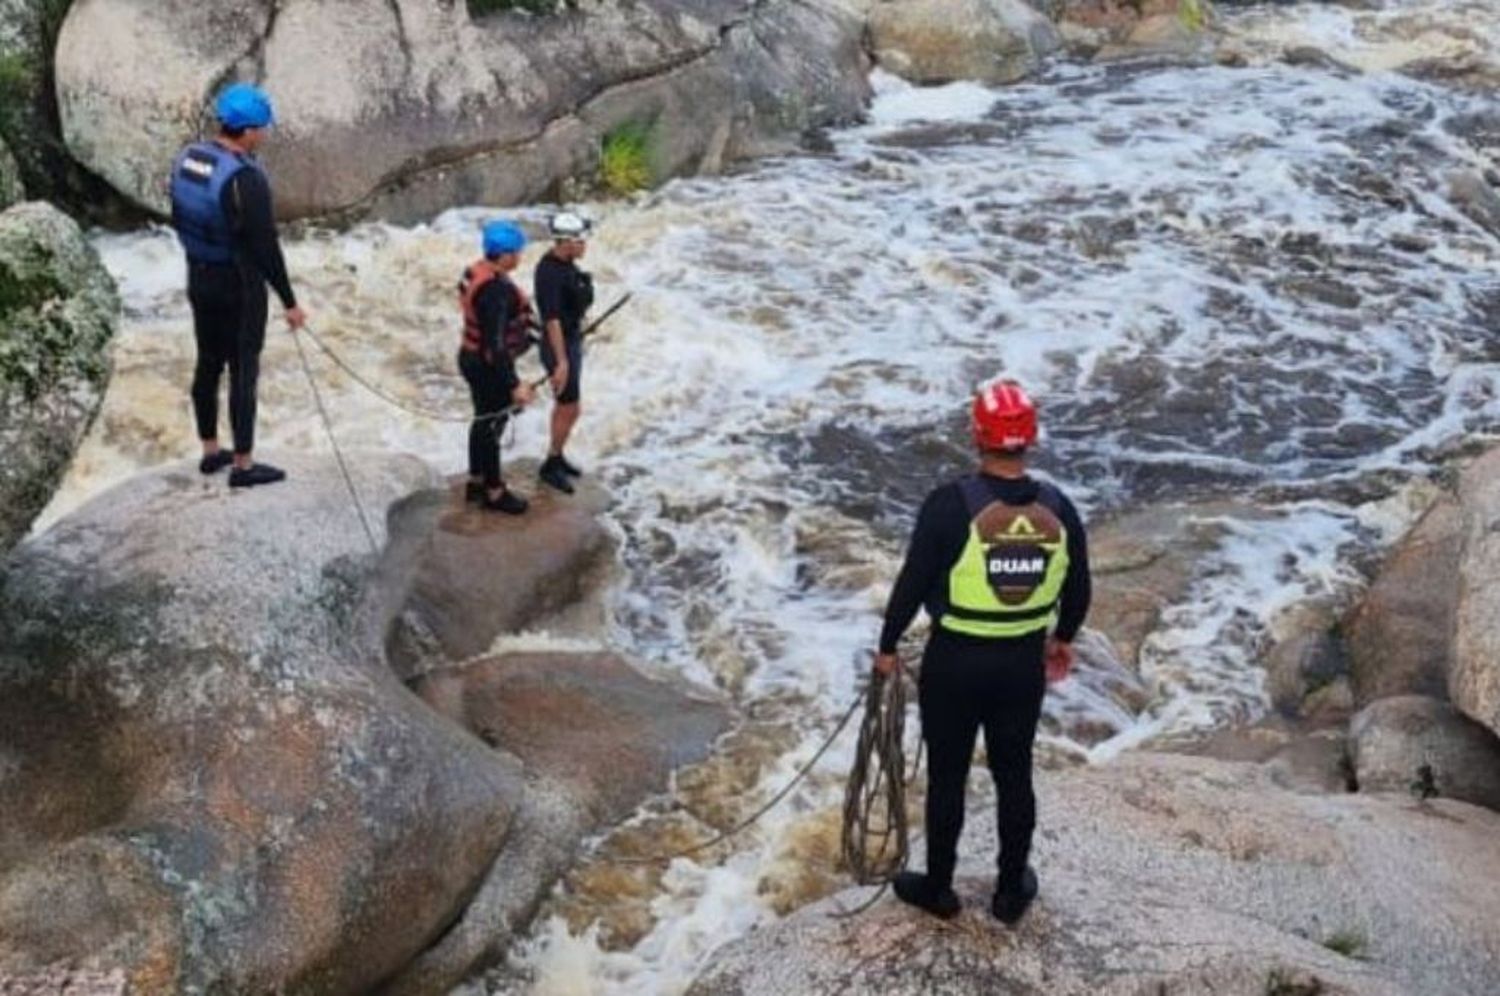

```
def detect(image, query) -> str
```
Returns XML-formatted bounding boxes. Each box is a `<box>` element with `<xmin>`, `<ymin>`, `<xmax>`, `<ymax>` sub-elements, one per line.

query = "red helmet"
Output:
<box><xmin>972</xmin><ymin>379</ymin><xmax>1037</xmax><ymax>452</ymax></box>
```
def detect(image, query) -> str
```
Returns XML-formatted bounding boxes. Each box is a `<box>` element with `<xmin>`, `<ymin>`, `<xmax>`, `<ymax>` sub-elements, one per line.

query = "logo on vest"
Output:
<box><xmin>985</xmin><ymin>542</ymin><xmax>1048</xmax><ymax>600</ymax></box>
<box><xmin>182</xmin><ymin>157</ymin><xmax>216</xmax><ymax>179</ymax></box>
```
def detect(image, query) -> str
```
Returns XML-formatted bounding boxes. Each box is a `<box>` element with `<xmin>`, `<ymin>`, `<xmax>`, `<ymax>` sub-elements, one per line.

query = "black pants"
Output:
<box><xmin>919</xmin><ymin>628</ymin><xmax>1047</xmax><ymax>893</ymax></box>
<box><xmin>188</xmin><ymin>261</ymin><xmax>267</xmax><ymax>455</ymax></box>
<box><xmin>459</xmin><ymin>350</ymin><xmax>510</xmax><ymax>488</ymax></box>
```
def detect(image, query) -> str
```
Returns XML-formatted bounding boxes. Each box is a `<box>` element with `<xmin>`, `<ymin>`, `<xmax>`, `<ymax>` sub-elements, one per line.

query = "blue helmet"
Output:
<box><xmin>482</xmin><ymin>220</ymin><xmax>527</xmax><ymax>257</ymax></box>
<box><xmin>215</xmin><ymin>83</ymin><xmax>274</xmax><ymax>130</ymax></box>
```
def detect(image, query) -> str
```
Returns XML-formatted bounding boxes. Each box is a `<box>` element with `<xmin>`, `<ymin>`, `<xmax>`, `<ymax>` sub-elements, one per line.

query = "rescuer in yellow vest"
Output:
<box><xmin>875</xmin><ymin>379</ymin><xmax>1091</xmax><ymax>923</ymax></box>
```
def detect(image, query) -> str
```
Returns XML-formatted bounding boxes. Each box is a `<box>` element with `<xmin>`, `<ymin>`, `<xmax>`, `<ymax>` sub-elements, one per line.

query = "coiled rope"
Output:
<box><xmin>841</xmin><ymin>668</ymin><xmax>912</xmax><ymax>885</ymax></box>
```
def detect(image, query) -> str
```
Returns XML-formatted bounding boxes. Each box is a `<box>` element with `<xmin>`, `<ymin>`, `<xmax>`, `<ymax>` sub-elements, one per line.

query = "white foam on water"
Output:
<box><xmin>1224</xmin><ymin>0</ymin><xmax>1500</xmax><ymax>76</ymax></box>
<box><xmin>43</xmin><ymin>1</ymin><xmax>1500</xmax><ymax>990</ymax></box>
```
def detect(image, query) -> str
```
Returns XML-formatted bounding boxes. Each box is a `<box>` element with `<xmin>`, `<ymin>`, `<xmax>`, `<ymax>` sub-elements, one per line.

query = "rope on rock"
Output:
<box><xmin>293</xmin><ymin>331</ymin><xmax>380</xmax><ymax>557</ymax></box>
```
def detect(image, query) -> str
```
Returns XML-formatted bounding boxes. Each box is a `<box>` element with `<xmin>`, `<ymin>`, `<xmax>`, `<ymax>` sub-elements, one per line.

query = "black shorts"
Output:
<box><xmin>541</xmin><ymin>335</ymin><xmax>582</xmax><ymax>404</ymax></box>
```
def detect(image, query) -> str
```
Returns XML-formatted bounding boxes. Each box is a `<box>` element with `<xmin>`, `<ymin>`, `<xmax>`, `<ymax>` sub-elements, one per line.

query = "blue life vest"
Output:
<box><xmin>169</xmin><ymin>141</ymin><xmax>261</xmax><ymax>264</ymax></box>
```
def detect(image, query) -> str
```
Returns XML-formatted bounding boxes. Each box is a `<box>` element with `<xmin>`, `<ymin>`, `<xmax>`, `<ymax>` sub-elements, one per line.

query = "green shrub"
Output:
<box><xmin>1178</xmin><ymin>0</ymin><xmax>1209</xmax><ymax>32</ymax></box>
<box><xmin>599</xmin><ymin>121</ymin><xmax>653</xmax><ymax>196</ymax></box>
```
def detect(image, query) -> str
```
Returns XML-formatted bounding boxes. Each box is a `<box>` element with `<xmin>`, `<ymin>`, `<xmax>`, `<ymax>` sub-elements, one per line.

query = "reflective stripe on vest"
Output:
<box><xmin>459</xmin><ymin>261</ymin><xmax>533</xmax><ymax>359</ymax></box>
<box><xmin>938</xmin><ymin>476</ymin><xmax>1070</xmax><ymax>640</ymax></box>
<box><xmin>170</xmin><ymin>142</ymin><xmax>256</xmax><ymax>264</ymax></box>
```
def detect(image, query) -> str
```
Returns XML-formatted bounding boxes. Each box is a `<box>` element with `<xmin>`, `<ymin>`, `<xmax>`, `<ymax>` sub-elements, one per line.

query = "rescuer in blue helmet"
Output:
<box><xmin>168</xmin><ymin>81</ymin><xmax>307</xmax><ymax>488</ymax></box>
<box><xmin>457</xmin><ymin>220</ymin><xmax>537</xmax><ymax>514</ymax></box>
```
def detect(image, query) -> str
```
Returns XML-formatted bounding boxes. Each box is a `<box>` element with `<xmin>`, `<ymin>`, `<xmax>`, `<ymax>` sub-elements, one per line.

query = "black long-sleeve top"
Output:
<box><xmin>878</xmin><ymin>472</ymin><xmax>1091</xmax><ymax>654</ymax></box>
<box><xmin>222</xmin><ymin>167</ymin><xmax>297</xmax><ymax>309</ymax></box>
<box><xmin>470</xmin><ymin>277</ymin><xmax>520</xmax><ymax>390</ymax></box>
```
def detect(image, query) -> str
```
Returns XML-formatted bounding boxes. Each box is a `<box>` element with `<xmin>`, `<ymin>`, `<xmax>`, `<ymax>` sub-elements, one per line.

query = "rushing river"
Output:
<box><xmin>40</xmin><ymin>0</ymin><xmax>1500</xmax><ymax>992</ymax></box>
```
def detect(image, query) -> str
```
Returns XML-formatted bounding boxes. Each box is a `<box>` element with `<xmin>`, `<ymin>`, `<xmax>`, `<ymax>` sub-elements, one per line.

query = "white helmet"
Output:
<box><xmin>549</xmin><ymin>211</ymin><xmax>592</xmax><ymax>240</ymax></box>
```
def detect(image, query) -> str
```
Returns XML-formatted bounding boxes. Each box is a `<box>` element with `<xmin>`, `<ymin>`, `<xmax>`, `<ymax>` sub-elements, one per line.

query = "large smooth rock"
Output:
<box><xmin>1344</xmin><ymin>494</ymin><xmax>1461</xmax><ymax>707</ymax></box>
<box><xmin>0</xmin><ymin>201</ymin><xmax>117</xmax><ymax>554</ymax></box>
<box><xmin>392</xmin><ymin>476</ymin><xmax>613</xmax><ymax>672</ymax></box>
<box><xmin>1350</xmin><ymin>695</ymin><xmax>1500</xmax><ymax>812</ymax></box>
<box><xmin>54</xmin><ymin>0</ymin><xmax>870</xmax><ymax>222</ymax></box>
<box><xmin>866</xmin><ymin>0</ymin><xmax>1061</xmax><ymax>85</ymax></box>
<box><xmin>1455</xmin><ymin>448</ymin><xmax>1500</xmax><ymax>737</ymax></box>
<box><xmin>0</xmin><ymin>454</ymin><xmax>522</xmax><ymax>994</ymax></box>
<box><xmin>393</xmin><ymin>651</ymin><xmax>728</xmax><ymax>995</ymax></box>
<box><xmin>689</xmin><ymin>753</ymin><xmax>1500</xmax><ymax>995</ymax></box>
<box><xmin>1057</xmin><ymin>0</ymin><xmax>1213</xmax><ymax>58</ymax></box>
<box><xmin>0</xmin><ymin>1</ymin><xmax>130</xmax><ymax>218</ymax></box>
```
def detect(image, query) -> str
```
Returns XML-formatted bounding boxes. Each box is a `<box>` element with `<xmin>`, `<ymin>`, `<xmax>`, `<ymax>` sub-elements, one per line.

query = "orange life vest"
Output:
<box><xmin>459</xmin><ymin>260</ymin><xmax>534</xmax><ymax>360</ymax></box>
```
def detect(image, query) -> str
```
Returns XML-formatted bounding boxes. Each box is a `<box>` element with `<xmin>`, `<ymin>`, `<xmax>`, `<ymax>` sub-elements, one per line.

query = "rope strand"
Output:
<box><xmin>293</xmin><ymin>331</ymin><xmax>380</xmax><ymax>556</ymax></box>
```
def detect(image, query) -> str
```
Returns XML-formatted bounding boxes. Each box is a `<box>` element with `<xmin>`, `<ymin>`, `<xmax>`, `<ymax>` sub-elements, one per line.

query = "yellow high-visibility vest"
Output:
<box><xmin>939</xmin><ymin>477</ymin><xmax>1070</xmax><ymax>640</ymax></box>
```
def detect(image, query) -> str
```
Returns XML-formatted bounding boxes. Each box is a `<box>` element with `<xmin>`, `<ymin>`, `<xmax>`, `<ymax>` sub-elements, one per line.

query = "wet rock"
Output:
<box><xmin>415</xmin><ymin>652</ymin><xmax>727</xmax><ymax>827</ymax></box>
<box><xmin>391</xmin><ymin>473</ymin><xmax>613</xmax><ymax>672</ymax></box>
<box><xmin>689</xmin><ymin>752</ymin><xmax>1500</xmax><ymax>995</ymax></box>
<box><xmin>0</xmin><ymin>454</ymin><xmax>521</xmax><ymax>994</ymax></box>
<box><xmin>1061</xmin><ymin>0</ymin><xmax>1213</xmax><ymax>59</ymax></box>
<box><xmin>1455</xmin><ymin>448</ymin><xmax>1500</xmax><ymax>738</ymax></box>
<box><xmin>0</xmin><ymin>202</ymin><xmax>118</xmax><ymax>555</ymax></box>
<box><xmin>1280</xmin><ymin>45</ymin><xmax>1359</xmax><ymax>75</ymax></box>
<box><xmin>1279</xmin><ymin>276</ymin><xmax>1362</xmax><ymax>310</ymax></box>
<box><xmin>1087</xmin><ymin>502</ymin><xmax>1242</xmax><ymax>669</ymax></box>
<box><xmin>54</xmin><ymin>0</ymin><xmax>870</xmax><ymax>222</ymax></box>
<box><xmin>1350</xmin><ymin>696</ymin><xmax>1500</xmax><ymax>813</ymax></box>
<box><xmin>392</xmin><ymin>652</ymin><xmax>728</xmax><ymax>995</ymax></box>
<box><xmin>866</xmin><ymin>0</ymin><xmax>1061</xmax><ymax>85</ymax></box>
<box><xmin>1449</xmin><ymin>171</ymin><xmax>1500</xmax><ymax>240</ymax></box>
<box><xmin>1390</xmin><ymin>232</ymin><xmax>1433</xmax><ymax>254</ymax></box>
<box><xmin>1264</xmin><ymin>601</ymin><xmax>1347</xmax><ymax>719</ymax></box>
<box><xmin>1344</xmin><ymin>494</ymin><xmax>1460</xmax><ymax>708</ymax></box>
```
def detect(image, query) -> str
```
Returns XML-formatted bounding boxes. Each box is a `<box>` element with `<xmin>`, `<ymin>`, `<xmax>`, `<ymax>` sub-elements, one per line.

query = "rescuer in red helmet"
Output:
<box><xmin>874</xmin><ymin>379</ymin><xmax>1092</xmax><ymax>924</ymax></box>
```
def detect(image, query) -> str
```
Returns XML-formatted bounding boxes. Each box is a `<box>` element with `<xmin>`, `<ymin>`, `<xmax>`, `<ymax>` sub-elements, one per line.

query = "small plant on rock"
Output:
<box><xmin>599</xmin><ymin>121</ymin><xmax>653</xmax><ymax>196</ymax></box>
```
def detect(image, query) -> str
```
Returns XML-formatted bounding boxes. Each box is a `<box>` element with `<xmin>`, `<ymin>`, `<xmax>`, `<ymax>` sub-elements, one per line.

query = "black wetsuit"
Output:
<box><xmin>880</xmin><ymin>472</ymin><xmax>1091</xmax><ymax>892</ymax></box>
<box><xmin>180</xmin><ymin>167</ymin><xmax>296</xmax><ymax>455</ymax></box>
<box><xmin>534</xmin><ymin>252</ymin><xmax>592</xmax><ymax>404</ymax></box>
<box><xmin>458</xmin><ymin>279</ymin><xmax>521</xmax><ymax>488</ymax></box>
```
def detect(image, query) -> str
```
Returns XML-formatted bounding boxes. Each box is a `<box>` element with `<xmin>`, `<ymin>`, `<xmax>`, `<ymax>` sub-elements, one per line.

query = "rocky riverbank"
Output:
<box><xmin>0</xmin><ymin>455</ymin><xmax>727</xmax><ymax>995</ymax></box>
<box><xmin>683</xmin><ymin>443</ymin><xmax>1500</xmax><ymax>995</ymax></box>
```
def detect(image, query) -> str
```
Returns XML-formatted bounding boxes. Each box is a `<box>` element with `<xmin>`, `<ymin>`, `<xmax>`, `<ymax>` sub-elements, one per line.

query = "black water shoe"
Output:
<box><xmin>992</xmin><ymin>866</ymin><xmax>1038</xmax><ymax>925</ymax></box>
<box><xmin>892</xmin><ymin>871</ymin><xmax>961</xmax><ymax>920</ymax></box>
<box><xmin>538</xmin><ymin>456</ymin><xmax>575</xmax><ymax>494</ymax></box>
<box><xmin>229</xmin><ymin>463</ymin><xmax>287</xmax><ymax>489</ymax></box>
<box><xmin>555</xmin><ymin>453</ymin><xmax>583</xmax><ymax>478</ymax></box>
<box><xmin>481</xmin><ymin>489</ymin><xmax>528</xmax><ymax>515</ymax></box>
<box><xmin>199</xmin><ymin>450</ymin><xmax>234</xmax><ymax>475</ymax></box>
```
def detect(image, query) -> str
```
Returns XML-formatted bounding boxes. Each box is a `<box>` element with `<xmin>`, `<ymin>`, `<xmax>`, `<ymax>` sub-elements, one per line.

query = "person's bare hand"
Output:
<box><xmin>873</xmin><ymin>652</ymin><xmax>899</xmax><ymax>678</ymax></box>
<box><xmin>285</xmin><ymin>305</ymin><xmax>308</xmax><ymax>331</ymax></box>
<box><xmin>512</xmin><ymin>383</ymin><xmax>535</xmax><ymax>407</ymax></box>
<box><xmin>1045</xmin><ymin>638</ymin><xmax>1073</xmax><ymax>685</ymax></box>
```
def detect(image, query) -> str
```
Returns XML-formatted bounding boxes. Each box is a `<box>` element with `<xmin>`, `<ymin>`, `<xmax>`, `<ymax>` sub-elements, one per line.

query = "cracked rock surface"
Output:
<box><xmin>53</xmin><ymin>0</ymin><xmax>870</xmax><ymax>221</ymax></box>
